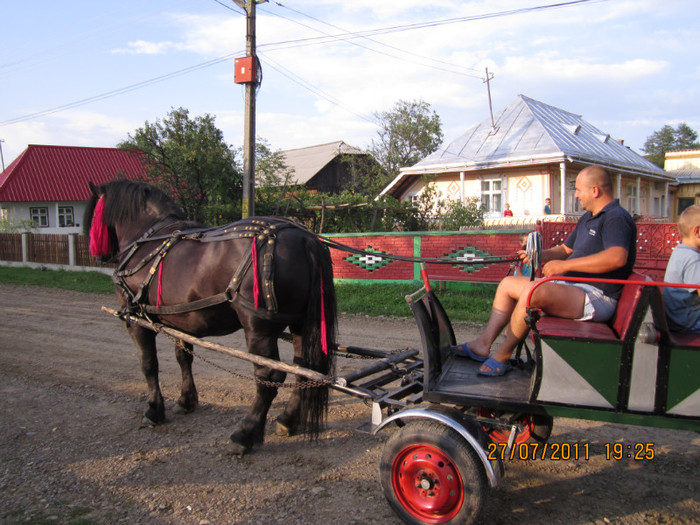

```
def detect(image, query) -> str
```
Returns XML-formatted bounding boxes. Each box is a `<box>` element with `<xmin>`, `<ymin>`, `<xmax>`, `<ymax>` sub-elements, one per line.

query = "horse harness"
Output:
<box><xmin>113</xmin><ymin>217</ymin><xmax>303</xmax><ymax>323</ymax></box>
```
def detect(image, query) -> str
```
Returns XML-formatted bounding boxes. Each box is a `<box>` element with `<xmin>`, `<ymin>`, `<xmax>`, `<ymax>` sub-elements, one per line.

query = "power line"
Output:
<box><xmin>258</xmin><ymin>51</ymin><xmax>376</xmax><ymax>124</ymax></box>
<box><xmin>264</xmin><ymin>1</ymin><xmax>484</xmax><ymax>78</ymax></box>
<box><xmin>2</xmin><ymin>0</ymin><xmax>605</xmax><ymax>126</ymax></box>
<box><xmin>0</xmin><ymin>52</ymin><xmax>242</xmax><ymax>126</ymax></box>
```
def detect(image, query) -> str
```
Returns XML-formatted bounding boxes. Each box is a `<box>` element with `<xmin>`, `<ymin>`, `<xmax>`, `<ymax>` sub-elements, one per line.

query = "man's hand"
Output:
<box><xmin>542</xmin><ymin>259</ymin><xmax>570</xmax><ymax>277</ymax></box>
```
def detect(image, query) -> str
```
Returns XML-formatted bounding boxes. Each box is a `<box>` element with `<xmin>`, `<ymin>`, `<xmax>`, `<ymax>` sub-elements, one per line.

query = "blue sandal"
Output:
<box><xmin>450</xmin><ymin>343</ymin><xmax>488</xmax><ymax>362</ymax></box>
<box><xmin>477</xmin><ymin>357</ymin><xmax>512</xmax><ymax>376</ymax></box>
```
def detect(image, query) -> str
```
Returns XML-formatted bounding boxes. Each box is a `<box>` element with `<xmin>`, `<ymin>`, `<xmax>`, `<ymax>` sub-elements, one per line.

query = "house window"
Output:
<box><xmin>30</xmin><ymin>207</ymin><xmax>49</xmax><ymax>228</ymax></box>
<box><xmin>652</xmin><ymin>195</ymin><xmax>665</xmax><ymax>217</ymax></box>
<box><xmin>58</xmin><ymin>206</ymin><xmax>74</xmax><ymax>227</ymax></box>
<box><xmin>480</xmin><ymin>179</ymin><xmax>502</xmax><ymax>214</ymax></box>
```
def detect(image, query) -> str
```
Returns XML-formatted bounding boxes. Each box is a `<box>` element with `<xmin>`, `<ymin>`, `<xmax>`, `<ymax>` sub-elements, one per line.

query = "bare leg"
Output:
<box><xmin>480</xmin><ymin>281</ymin><xmax>586</xmax><ymax>373</ymax></box>
<box><xmin>465</xmin><ymin>276</ymin><xmax>533</xmax><ymax>357</ymax></box>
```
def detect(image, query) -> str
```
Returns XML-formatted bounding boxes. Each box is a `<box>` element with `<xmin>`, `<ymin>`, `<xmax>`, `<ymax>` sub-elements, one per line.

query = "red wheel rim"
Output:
<box><xmin>479</xmin><ymin>409</ymin><xmax>535</xmax><ymax>444</ymax></box>
<box><xmin>391</xmin><ymin>444</ymin><xmax>464</xmax><ymax>523</ymax></box>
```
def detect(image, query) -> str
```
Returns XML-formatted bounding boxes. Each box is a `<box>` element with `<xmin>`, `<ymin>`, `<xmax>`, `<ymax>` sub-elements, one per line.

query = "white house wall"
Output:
<box><xmin>403</xmin><ymin>166</ymin><xmax>669</xmax><ymax>220</ymax></box>
<box><xmin>0</xmin><ymin>201</ymin><xmax>87</xmax><ymax>234</ymax></box>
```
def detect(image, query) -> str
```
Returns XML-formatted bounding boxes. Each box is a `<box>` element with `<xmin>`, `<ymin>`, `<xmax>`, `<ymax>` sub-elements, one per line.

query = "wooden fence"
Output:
<box><xmin>0</xmin><ymin>233</ymin><xmax>112</xmax><ymax>269</ymax></box>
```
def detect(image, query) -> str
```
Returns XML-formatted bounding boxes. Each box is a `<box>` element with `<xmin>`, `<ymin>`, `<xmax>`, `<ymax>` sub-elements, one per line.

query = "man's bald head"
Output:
<box><xmin>580</xmin><ymin>165</ymin><xmax>614</xmax><ymax>196</ymax></box>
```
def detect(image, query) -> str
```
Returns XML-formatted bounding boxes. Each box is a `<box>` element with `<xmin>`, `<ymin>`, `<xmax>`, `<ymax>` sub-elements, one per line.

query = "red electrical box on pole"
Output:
<box><xmin>235</xmin><ymin>56</ymin><xmax>256</xmax><ymax>84</ymax></box>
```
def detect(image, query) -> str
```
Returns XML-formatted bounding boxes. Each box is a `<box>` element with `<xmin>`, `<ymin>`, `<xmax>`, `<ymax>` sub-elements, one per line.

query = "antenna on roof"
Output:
<box><xmin>0</xmin><ymin>139</ymin><xmax>5</xmax><ymax>172</ymax></box>
<box><xmin>483</xmin><ymin>68</ymin><xmax>496</xmax><ymax>130</ymax></box>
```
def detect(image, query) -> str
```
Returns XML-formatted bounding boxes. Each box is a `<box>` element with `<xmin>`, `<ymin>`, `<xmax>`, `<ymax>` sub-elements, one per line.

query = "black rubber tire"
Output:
<box><xmin>380</xmin><ymin>420</ymin><xmax>488</xmax><ymax>525</ymax></box>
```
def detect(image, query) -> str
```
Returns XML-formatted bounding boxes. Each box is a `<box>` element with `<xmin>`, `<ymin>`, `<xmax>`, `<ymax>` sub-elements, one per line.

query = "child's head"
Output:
<box><xmin>519</xmin><ymin>233</ymin><xmax>530</xmax><ymax>249</ymax></box>
<box><xmin>678</xmin><ymin>204</ymin><xmax>700</xmax><ymax>247</ymax></box>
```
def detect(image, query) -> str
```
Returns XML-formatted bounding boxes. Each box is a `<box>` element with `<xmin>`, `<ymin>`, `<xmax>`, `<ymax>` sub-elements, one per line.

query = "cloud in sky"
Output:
<box><xmin>1</xmin><ymin>0</ymin><xmax>698</xmax><ymax>165</ymax></box>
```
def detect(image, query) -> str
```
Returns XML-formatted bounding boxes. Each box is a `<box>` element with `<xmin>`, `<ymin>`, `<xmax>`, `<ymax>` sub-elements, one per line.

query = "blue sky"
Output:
<box><xmin>1</xmin><ymin>0</ymin><xmax>698</xmax><ymax>167</ymax></box>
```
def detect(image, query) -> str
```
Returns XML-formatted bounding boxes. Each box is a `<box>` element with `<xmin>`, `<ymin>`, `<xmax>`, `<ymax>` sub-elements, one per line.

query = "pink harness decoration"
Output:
<box><xmin>251</xmin><ymin>238</ymin><xmax>260</xmax><ymax>309</ymax></box>
<box><xmin>89</xmin><ymin>197</ymin><xmax>111</xmax><ymax>258</ymax></box>
<box><xmin>157</xmin><ymin>261</ymin><xmax>165</xmax><ymax>309</ymax></box>
<box><xmin>320</xmin><ymin>274</ymin><xmax>328</xmax><ymax>354</ymax></box>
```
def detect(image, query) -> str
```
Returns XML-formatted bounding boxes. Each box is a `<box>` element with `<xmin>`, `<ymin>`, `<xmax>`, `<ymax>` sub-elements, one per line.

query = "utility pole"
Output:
<box><xmin>0</xmin><ymin>139</ymin><xmax>5</xmax><ymax>172</ymax></box>
<box><xmin>483</xmin><ymin>67</ymin><xmax>495</xmax><ymax>129</ymax></box>
<box><xmin>234</xmin><ymin>0</ymin><xmax>260</xmax><ymax>218</ymax></box>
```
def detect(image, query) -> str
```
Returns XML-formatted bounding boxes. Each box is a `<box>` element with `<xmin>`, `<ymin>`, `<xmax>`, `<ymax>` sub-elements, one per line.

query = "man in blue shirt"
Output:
<box><xmin>452</xmin><ymin>165</ymin><xmax>637</xmax><ymax>375</ymax></box>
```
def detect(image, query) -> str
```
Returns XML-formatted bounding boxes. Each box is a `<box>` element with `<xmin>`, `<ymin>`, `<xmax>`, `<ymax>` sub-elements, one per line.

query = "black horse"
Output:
<box><xmin>84</xmin><ymin>179</ymin><xmax>336</xmax><ymax>455</ymax></box>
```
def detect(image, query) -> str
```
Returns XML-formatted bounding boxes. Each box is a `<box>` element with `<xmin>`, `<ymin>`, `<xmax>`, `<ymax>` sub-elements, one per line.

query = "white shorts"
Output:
<box><xmin>551</xmin><ymin>281</ymin><xmax>618</xmax><ymax>322</ymax></box>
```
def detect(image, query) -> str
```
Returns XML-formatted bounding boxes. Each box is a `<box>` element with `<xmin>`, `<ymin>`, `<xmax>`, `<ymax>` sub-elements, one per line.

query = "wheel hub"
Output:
<box><xmin>392</xmin><ymin>445</ymin><xmax>464</xmax><ymax>523</ymax></box>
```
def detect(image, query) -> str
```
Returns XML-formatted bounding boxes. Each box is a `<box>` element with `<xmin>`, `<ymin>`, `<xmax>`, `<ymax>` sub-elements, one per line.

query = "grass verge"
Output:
<box><xmin>0</xmin><ymin>266</ymin><xmax>494</xmax><ymax>323</ymax></box>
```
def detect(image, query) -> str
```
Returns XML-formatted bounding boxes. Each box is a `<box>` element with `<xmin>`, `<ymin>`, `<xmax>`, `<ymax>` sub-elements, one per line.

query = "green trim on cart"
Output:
<box><xmin>543</xmin><ymin>405</ymin><xmax>700</xmax><ymax>431</ymax></box>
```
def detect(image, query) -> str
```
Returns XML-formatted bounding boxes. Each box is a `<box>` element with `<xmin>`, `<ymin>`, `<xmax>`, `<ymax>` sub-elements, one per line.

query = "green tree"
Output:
<box><xmin>642</xmin><ymin>123</ymin><xmax>700</xmax><ymax>168</ymax></box>
<box><xmin>118</xmin><ymin>107</ymin><xmax>242</xmax><ymax>224</ymax></box>
<box><xmin>253</xmin><ymin>138</ymin><xmax>297</xmax><ymax>216</ymax></box>
<box><xmin>441</xmin><ymin>197</ymin><xmax>485</xmax><ymax>231</ymax></box>
<box><xmin>370</xmin><ymin>99</ymin><xmax>443</xmax><ymax>179</ymax></box>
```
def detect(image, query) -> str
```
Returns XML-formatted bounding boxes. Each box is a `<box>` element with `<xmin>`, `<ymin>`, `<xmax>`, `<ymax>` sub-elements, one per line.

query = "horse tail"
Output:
<box><xmin>299</xmin><ymin>234</ymin><xmax>337</xmax><ymax>437</ymax></box>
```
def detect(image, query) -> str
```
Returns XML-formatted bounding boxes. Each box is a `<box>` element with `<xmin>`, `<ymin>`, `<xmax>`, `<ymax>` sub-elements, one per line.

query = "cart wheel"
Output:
<box><xmin>380</xmin><ymin>420</ymin><xmax>487</xmax><ymax>525</ymax></box>
<box><xmin>479</xmin><ymin>410</ymin><xmax>553</xmax><ymax>444</ymax></box>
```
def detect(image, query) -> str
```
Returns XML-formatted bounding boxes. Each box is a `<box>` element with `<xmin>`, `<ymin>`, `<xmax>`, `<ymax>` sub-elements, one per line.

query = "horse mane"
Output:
<box><xmin>99</xmin><ymin>179</ymin><xmax>186</xmax><ymax>226</ymax></box>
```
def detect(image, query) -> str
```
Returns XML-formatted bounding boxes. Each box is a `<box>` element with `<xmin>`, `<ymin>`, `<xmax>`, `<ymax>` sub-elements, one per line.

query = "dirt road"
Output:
<box><xmin>1</xmin><ymin>284</ymin><xmax>698</xmax><ymax>524</ymax></box>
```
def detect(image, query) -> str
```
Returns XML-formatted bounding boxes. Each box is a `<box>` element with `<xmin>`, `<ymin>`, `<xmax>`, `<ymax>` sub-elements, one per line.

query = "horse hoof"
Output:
<box><xmin>141</xmin><ymin>415</ymin><xmax>158</xmax><ymax>427</ymax></box>
<box><xmin>229</xmin><ymin>440</ymin><xmax>251</xmax><ymax>457</ymax></box>
<box><xmin>172</xmin><ymin>403</ymin><xmax>193</xmax><ymax>415</ymax></box>
<box><xmin>276</xmin><ymin>420</ymin><xmax>294</xmax><ymax>437</ymax></box>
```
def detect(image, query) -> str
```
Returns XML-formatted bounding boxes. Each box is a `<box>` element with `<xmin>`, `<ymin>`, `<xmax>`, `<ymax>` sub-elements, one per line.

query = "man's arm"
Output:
<box><xmin>520</xmin><ymin>243</ymin><xmax>571</xmax><ymax>266</ymax></box>
<box><xmin>542</xmin><ymin>246</ymin><xmax>629</xmax><ymax>278</ymax></box>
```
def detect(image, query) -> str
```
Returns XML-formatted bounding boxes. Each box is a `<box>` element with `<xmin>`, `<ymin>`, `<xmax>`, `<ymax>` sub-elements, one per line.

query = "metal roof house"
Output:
<box><xmin>278</xmin><ymin>141</ymin><xmax>381</xmax><ymax>194</ymax></box>
<box><xmin>380</xmin><ymin>95</ymin><xmax>674</xmax><ymax>224</ymax></box>
<box><xmin>0</xmin><ymin>145</ymin><xmax>146</xmax><ymax>233</ymax></box>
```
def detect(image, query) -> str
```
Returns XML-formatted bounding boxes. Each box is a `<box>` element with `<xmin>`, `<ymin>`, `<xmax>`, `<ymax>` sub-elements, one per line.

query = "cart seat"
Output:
<box><xmin>647</xmin><ymin>286</ymin><xmax>700</xmax><ymax>349</ymax></box>
<box><xmin>533</xmin><ymin>272</ymin><xmax>650</xmax><ymax>344</ymax></box>
<box><xmin>646</xmin><ymin>285</ymin><xmax>700</xmax><ymax>418</ymax></box>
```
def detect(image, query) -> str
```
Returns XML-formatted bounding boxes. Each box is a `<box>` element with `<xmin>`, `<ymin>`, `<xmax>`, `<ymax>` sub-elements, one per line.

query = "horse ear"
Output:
<box><xmin>88</xmin><ymin>181</ymin><xmax>102</xmax><ymax>197</ymax></box>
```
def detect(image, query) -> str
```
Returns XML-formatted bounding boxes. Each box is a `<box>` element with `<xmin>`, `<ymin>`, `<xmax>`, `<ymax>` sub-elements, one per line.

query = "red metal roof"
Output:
<box><xmin>0</xmin><ymin>145</ymin><xmax>146</xmax><ymax>202</ymax></box>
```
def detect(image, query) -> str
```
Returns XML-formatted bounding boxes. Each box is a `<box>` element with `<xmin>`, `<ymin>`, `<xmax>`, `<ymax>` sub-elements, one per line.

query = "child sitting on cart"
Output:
<box><xmin>663</xmin><ymin>204</ymin><xmax>700</xmax><ymax>333</ymax></box>
<box><xmin>451</xmin><ymin>165</ymin><xmax>637</xmax><ymax>376</ymax></box>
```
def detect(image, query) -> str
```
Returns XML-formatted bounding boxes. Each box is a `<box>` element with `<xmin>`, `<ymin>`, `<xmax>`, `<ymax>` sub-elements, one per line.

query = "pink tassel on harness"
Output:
<box><xmin>252</xmin><ymin>238</ymin><xmax>259</xmax><ymax>309</ymax></box>
<box><xmin>320</xmin><ymin>273</ymin><xmax>328</xmax><ymax>354</ymax></box>
<box><xmin>89</xmin><ymin>197</ymin><xmax>110</xmax><ymax>257</ymax></box>
<box><xmin>157</xmin><ymin>262</ymin><xmax>164</xmax><ymax>309</ymax></box>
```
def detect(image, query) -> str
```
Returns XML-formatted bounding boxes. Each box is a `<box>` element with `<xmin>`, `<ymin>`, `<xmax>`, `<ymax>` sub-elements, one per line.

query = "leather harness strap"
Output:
<box><xmin>114</xmin><ymin>217</ymin><xmax>300</xmax><ymax>321</ymax></box>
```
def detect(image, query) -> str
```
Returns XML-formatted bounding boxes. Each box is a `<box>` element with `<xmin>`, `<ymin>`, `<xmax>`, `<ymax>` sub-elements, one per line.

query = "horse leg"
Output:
<box><xmin>172</xmin><ymin>339</ymin><xmax>198</xmax><ymax>414</ymax></box>
<box><xmin>276</xmin><ymin>332</ymin><xmax>304</xmax><ymax>437</ymax></box>
<box><xmin>230</xmin><ymin>363</ymin><xmax>286</xmax><ymax>455</ymax></box>
<box><xmin>230</xmin><ymin>332</ymin><xmax>286</xmax><ymax>455</ymax></box>
<box><xmin>127</xmin><ymin>325</ymin><xmax>166</xmax><ymax>426</ymax></box>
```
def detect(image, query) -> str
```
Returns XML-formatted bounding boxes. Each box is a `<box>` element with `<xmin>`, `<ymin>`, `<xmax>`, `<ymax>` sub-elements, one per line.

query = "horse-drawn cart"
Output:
<box><xmin>89</xmin><ymin>180</ymin><xmax>699</xmax><ymax>525</ymax></box>
<box><xmin>104</xmin><ymin>271</ymin><xmax>700</xmax><ymax>525</ymax></box>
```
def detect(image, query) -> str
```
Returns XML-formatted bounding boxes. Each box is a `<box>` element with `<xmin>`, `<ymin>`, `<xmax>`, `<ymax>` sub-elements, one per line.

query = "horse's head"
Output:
<box><xmin>84</xmin><ymin>179</ymin><xmax>186</xmax><ymax>261</ymax></box>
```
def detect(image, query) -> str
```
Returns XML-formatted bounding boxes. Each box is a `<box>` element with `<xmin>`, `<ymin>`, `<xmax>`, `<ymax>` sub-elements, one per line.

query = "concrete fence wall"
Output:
<box><xmin>0</xmin><ymin>221</ymin><xmax>679</xmax><ymax>283</ymax></box>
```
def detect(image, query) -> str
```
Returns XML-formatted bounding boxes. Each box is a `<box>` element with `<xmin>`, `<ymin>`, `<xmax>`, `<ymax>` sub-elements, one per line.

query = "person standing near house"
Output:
<box><xmin>663</xmin><ymin>204</ymin><xmax>700</xmax><ymax>333</ymax></box>
<box><xmin>503</xmin><ymin>203</ymin><xmax>513</xmax><ymax>217</ymax></box>
<box><xmin>451</xmin><ymin>165</ymin><xmax>636</xmax><ymax>376</ymax></box>
<box><xmin>544</xmin><ymin>198</ymin><xmax>552</xmax><ymax>215</ymax></box>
